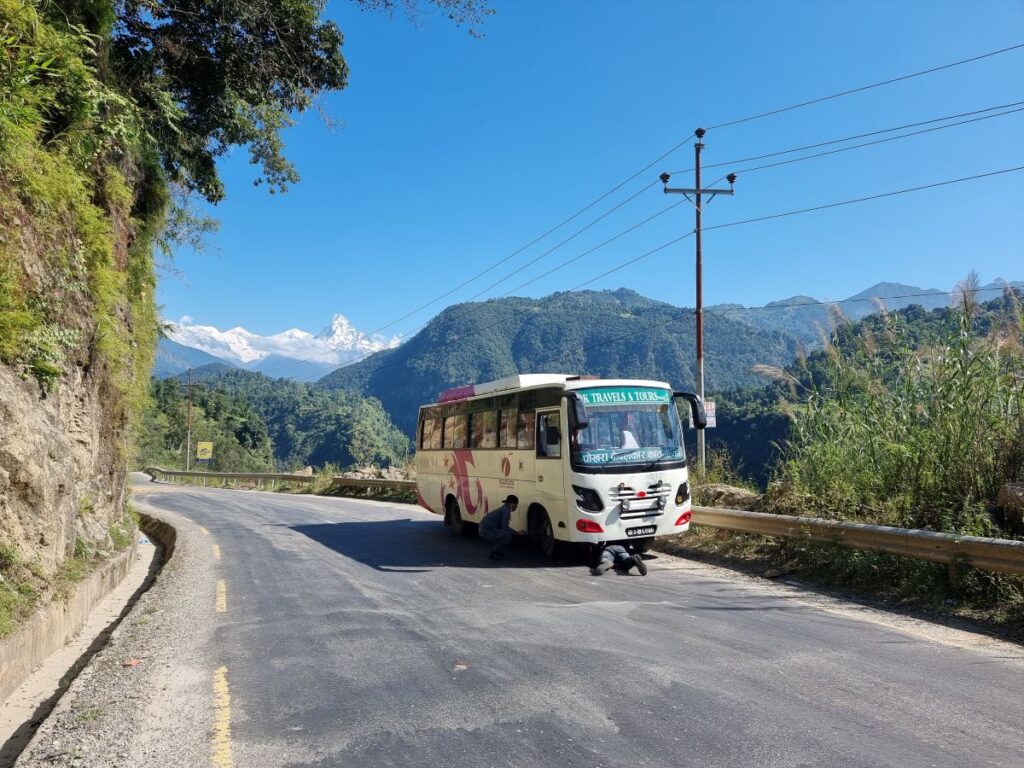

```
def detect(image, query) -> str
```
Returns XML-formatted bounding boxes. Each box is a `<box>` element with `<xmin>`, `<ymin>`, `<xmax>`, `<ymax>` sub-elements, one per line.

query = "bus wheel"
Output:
<box><xmin>538</xmin><ymin>513</ymin><xmax>559</xmax><ymax>559</ymax></box>
<box><xmin>446</xmin><ymin>499</ymin><xmax>466</xmax><ymax>536</ymax></box>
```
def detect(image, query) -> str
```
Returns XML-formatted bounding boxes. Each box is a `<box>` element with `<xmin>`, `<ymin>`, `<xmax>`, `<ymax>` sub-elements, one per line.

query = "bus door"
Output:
<box><xmin>535</xmin><ymin>408</ymin><xmax>566</xmax><ymax>513</ymax></box>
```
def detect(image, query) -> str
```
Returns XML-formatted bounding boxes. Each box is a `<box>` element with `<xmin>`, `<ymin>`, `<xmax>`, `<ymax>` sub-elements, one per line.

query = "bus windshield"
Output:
<box><xmin>570</xmin><ymin>387</ymin><xmax>684</xmax><ymax>471</ymax></box>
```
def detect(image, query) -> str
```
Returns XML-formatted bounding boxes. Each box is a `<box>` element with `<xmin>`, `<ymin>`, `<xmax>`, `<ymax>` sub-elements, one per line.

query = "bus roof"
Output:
<box><xmin>432</xmin><ymin>374</ymin><xmax>673</xmax><ymax>406</ymax></box>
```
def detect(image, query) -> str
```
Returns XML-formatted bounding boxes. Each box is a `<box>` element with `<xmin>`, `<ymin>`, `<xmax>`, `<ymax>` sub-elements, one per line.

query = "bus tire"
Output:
<box><xmin>538</xmin><ymin>511</ymin><xmax>560</xmax><ymax>559</ymax></box>
<box><xmin>446</xmin><ymin>499</ymin><xmax>466</xmax><ymax>536</ymax></box>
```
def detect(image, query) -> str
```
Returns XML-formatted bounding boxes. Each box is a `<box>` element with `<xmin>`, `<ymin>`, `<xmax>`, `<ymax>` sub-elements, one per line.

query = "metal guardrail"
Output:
<box><xmin>144</xmin><ymin>466</ymin><xmax>314</xmax><ymax>487</ymax></box>
<box><xmin>142</xmin><ymin>468</ymin><xmax>1024</xmax><ymax>574</ymax></box>
<box><xmin>692</xmin><ymin>505</ymin><xmax>1024</xmax><ymax>575</ymax></box>
<box><xmin>328</xmin><ymin>477</ymin><xmax>417</xmax><ymax>491</ymax></box>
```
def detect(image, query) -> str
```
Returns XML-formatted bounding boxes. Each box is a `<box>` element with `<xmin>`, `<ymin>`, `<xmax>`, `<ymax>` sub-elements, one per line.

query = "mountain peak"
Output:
<box><xmin>160</xmin><ymin>314</ymin><xmax>402</xmax><ymax>381</ymax></box>
<box><xmin>844</xmin><ymin>282</ymin><xmax>943</xmax><ymax>302</ymax></box>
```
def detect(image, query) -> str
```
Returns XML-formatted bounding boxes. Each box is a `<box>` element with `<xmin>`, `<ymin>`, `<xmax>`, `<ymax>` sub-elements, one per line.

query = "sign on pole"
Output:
<box><xmin>196</xmin><ymin>442</ymin><xmax>214</xmax><ymax>461</ymax></box>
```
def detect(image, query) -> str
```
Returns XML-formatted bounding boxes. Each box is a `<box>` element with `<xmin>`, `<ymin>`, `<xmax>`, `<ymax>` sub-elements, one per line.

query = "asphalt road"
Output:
<box><xmin>135</xmin><ymin>482</ymin><xmax>1024</xmax><ymax>768</ymax></box>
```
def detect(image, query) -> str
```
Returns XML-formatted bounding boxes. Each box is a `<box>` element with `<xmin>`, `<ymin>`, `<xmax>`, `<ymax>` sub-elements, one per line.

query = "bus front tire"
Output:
<box><xmin>538</xmin><ymin>512</ymin><xmax>559</xmax><ymax>559</ymax></box>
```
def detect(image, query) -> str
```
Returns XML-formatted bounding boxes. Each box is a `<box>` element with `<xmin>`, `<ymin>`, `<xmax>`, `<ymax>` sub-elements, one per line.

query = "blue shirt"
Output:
<box><xmin>479</xmin><ymin>504</ymin><xmax>512</xmax><ymax>535</ymax></box>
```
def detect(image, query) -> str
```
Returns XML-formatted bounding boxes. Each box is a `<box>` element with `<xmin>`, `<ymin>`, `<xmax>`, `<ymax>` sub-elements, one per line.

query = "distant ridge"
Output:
<box><xmin>318</xmin><ymin>288</ymin><xmax>801</xmax><ymax>436</ymax></box>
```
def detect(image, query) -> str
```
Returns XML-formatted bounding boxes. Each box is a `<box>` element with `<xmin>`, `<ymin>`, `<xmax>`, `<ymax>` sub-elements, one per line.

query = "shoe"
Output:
<box><xmin>489</xmin><ymin>551</ymin><xmax>505</xmax><ymax>561</ymax></box>
<box><xmin>592</xmin><ymin>560</ymin><xmax>613</xmax><ymax>575</ymax></box>
<box><xmin>632</xmin><ymin>554</ymin><xmax>648</xmax><ymax>576</ymax></box>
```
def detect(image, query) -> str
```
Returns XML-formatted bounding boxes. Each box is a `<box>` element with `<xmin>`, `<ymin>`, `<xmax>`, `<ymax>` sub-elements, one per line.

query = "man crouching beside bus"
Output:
<box><xmin>479</xmin><ymin>495</ymin><xmax>526</xmax><ymax>560</ymax></box>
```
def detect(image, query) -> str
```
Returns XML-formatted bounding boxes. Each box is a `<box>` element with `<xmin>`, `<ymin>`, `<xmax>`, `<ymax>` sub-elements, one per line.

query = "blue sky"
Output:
<box><xmin>157</xmin><ymin>0</ymin><xmax>1024</xmax><ymax>338</ymax></box>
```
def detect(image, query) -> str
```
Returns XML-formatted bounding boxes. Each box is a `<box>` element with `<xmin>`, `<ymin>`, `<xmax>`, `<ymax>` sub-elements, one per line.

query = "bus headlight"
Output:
<box><xmin>572</xmin><ymin>485</ymin><xmax>604</xmax><ymax>512</ymax></box>
<box><xmin>675</xmin><ymin>482</ymin><xmax>689</xmax><ymax>506</ymax></box>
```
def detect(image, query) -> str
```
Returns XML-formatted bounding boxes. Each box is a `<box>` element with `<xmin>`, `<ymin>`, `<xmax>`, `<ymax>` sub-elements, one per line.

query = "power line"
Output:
<box><xmin>705</xmin><ymin>42</ymin><xmax>1024</xmax><ymax>132</ymax></box>
<box><xmin>284</xmin><ymin>46</ymin><xmax>1024</xmax><ymax>361</ymax></box>
<box><xmin>261</xmin><ymin>164</ymin><xmax>1024</xmax><ymax>382</ymax></box>
<box><xmin>258</xmin><ymin>190</ymin><xmax>678</xmax><ymax>377</ymax></box>
<box><xmin>442</xmin><ymin>182</ymin><xmax>660</xmax><ymax>315</ymax></box>
<box><xmin>668</xmin><ymin>99</ymin><xmax>1024</xmax><ymax>176</ymax></box>
<box><xmin>719</xmin><ymin>104</ymin><xmax>1024</xmax><ymax>181</ymax></box>
<box><xmin>264</xmin><ymin>47</ymin><xmax>1024</xmax><ymax>376</ymax></box>
<box><xmin>702</xmin><ymin>165</ymin><xmax>1024</xmax><ymax>234</ymax></box>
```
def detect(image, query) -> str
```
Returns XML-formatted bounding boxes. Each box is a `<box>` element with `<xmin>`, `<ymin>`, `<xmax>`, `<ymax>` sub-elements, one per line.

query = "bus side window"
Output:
<box><xmin>536</xmin><ymin>412</ymin><xmax>559</xmax><ymax>458</ymax></box>
<box><xmin>468</xmin><ymin>413</ymin><xmax>481</xmax><ymax>449</ymax></box>
<box><xmin>519</xmin><ymin>410</ymin><xmax>536</xmax><ymax>451</ymax></box>
<box><xmin>443</xmin><ymin>417</ymin><xmax>455</xmax><ymax>448</ymax></box>
<box><xmin>480</xmin><ymin>410</ymin><xmax>498</xmax><ymax>449</ymax></box>
<box><xmin>430</xmin><ymin>419</ymin><xmax>442</xmax><ymax>450</ymax></box>
<box><xmin>499</xmin><ymin>409</ymin><xmax>517</xmax><ymax>448</ymax></box>
<box><xmin>420</xmin><ymin>418</ymin><xmax>434</xmax><ymax>450</ymax></box>
<box><xmin>452</xmin><ymin>414</ymin><xmax>468</xmax><ymax>449</ymax></box>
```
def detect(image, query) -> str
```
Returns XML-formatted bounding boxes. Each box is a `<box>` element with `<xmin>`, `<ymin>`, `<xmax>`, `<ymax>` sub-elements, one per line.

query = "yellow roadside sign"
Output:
<box><xmin>196</xmin><ymin>442</ymin><xmax>214</xmax><ymax>460</ymax></box>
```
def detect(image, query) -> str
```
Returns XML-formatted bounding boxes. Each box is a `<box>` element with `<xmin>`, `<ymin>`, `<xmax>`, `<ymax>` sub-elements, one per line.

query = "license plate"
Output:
<box><xmin>626</xmin><ymin>525</ymin><xmax>656</xmax><ymax>537</ymax></box>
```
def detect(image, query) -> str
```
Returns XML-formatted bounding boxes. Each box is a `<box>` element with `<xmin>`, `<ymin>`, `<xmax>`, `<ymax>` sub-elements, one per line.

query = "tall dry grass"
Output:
<box><xmin>770</xmin><ymin>280</ymin><xmax>1024</xmax><ymax>535</ymax></box>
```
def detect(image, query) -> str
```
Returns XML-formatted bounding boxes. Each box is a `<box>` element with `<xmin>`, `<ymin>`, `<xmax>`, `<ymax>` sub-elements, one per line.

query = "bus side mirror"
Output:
<box><xmin>674</xmin><ymin>391</ymin><xmax>707</xmax><ymax>430</ymax></box>
<box><xmin>546</xmin><ymin>425</ymin><xmax>561</xmax><ymax>445</ymax></box>
<box><xmin>564</xmin><ymin>392</ymin><xmax>589</xmax><ymax>429</ymax></box>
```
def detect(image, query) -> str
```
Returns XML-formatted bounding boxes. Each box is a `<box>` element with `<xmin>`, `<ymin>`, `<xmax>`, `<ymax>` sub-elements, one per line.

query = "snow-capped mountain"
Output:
<box><xmin>159</xmin><ymin>314</ymin><xmax>401</xmax><ymax>381</ymax></box>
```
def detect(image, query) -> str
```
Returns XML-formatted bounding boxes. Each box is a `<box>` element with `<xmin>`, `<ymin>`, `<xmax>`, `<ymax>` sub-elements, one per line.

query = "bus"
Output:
<box><xmin>414</xmin><ymin>374</ymin><xmax>706</xmax><ymax>557</ymax></box>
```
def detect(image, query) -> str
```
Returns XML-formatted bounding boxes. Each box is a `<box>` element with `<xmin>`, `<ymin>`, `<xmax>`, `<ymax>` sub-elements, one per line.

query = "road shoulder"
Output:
<box><xmin>15</xmin><ymin>501</ymin><xmax>217</xmax><ymax>768</ymax></box>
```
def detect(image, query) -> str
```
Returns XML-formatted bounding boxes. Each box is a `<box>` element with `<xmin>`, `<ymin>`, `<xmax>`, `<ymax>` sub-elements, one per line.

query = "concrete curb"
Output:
<box><xmin>138</xmin><ymin>511</ymin><xmax>176</xmax><ymax>567</ymax></box>
<box><xmin>0</xmin><ymin>540</ymin><xmax>138</xmax><ymax>705</ymax></box>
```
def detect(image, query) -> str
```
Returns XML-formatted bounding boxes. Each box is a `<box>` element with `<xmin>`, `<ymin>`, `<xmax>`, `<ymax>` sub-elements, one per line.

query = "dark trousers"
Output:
<box><xmin>480</xmin><ymin>528</ymin><xmax>514</xmax><ymax>554</ymax></box>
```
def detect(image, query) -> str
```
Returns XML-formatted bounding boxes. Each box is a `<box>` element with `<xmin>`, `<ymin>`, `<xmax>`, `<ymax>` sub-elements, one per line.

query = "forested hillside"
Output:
<box><xmin>319</xmin><ymin>288</ymin><xmax>802</xmax><ymax>435</ymax></box>
<box><xmin>136</xmin><ymin>369</ymin><xmax>410</xmax><ymax>471</ymax></box>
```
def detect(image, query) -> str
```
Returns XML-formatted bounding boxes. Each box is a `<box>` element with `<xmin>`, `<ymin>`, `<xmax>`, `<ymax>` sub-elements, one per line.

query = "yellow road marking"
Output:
<box><xmin>200</xmin><ymin>526</ymin><xmax>210</xmax><ymax>536</ymax></box>
<box><xmin>212</xmin><ymin>544</ymin><xmax>221</xmax><ymax>561</ymax></box>
<box><xmin>216</xmin><ymin>580</ymin><xmax>227</xmax><ymax>613</ymax></box>
<box><xmin>211</xmin><ymin>666</ymin><xmax>234</xmax><ymax>768</ymax></box>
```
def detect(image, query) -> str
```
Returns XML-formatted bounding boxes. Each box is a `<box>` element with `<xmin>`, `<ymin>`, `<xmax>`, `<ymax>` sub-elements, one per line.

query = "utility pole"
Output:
<box><xmin>660</xmin><ymin>128</ymin><xmax>736</xmax><ymax>475</ymax></box>
<box><xmin>186</xmin><ymin>368</ymin><xmax>193</xmax><ymax>472</ymax></box>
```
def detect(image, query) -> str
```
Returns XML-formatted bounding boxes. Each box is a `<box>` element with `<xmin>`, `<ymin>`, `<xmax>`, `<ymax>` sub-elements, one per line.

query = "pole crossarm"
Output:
<box><xmin>663</xmin><ymin>187</ymin><xmax>735</xmax><ymax>196</ymax></box>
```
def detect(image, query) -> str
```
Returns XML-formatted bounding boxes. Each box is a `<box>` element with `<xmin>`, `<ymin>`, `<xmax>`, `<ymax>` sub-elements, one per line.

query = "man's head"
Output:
<box><xmin>503</xmin><ymin>494</ymin><xmax>519</xmax><ymax>510</ymax></box>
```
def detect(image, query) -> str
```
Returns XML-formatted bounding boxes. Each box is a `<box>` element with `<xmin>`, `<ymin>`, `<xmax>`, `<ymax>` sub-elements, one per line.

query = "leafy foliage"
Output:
<box><xmin>136</xmin><ymin>377</ymin><xmax>276</xmax><ymax>472</ymax></box>
<box><xmin>136</xmin><ymin>370</ymin><xmax>410</xmax><ymax>471</ymax></box>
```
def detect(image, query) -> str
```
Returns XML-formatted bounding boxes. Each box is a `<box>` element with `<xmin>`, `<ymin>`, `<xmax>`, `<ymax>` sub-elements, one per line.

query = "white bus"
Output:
<box><xmin>414</xmin><ymin>374</ymin><xmax>706</xmax><ymax>557</ymax></box>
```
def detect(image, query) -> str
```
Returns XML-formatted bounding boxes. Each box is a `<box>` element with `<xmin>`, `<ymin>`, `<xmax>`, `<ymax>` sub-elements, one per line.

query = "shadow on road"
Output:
<box><xmin>287</xmin><ymin>518</ymin><xmax>585</xmax><ymax>572</ymax></box>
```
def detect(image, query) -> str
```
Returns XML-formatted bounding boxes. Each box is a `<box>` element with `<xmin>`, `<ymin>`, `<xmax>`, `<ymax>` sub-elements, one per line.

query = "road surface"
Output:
<box><xmin>18</xmin><ymin>479</ymin><xmax>1024</xmax><ymax>767</ymax></box>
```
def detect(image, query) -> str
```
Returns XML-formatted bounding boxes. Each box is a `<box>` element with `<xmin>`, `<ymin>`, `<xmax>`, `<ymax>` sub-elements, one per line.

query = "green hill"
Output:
<box><xmin>318</xmin><ymin>288</ymin><xmax>802</xmax><ymax>436</ymax></box>
<box><xmin>149</xmin><ymin>368</ymin><xmax>411</xmax><ymax>468</ymax></box>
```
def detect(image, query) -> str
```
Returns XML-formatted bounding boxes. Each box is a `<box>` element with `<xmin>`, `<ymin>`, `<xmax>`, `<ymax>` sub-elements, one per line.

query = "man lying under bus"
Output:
<box><xmin>591</xmin><ymin>542</ymin><xmax>647</xmax><ymax>576</ymax></box>
<box><xmin>478</xmin><ymin>495</ymin><xmax>528</xmax><ymax>560</ymax></box>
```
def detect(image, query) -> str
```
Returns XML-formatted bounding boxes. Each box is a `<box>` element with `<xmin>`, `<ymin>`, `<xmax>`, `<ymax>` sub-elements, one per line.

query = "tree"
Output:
<box><xmin>49</xmin><ymin>0</ymin><xmax>492</xmax><ymax>204</ymax></box>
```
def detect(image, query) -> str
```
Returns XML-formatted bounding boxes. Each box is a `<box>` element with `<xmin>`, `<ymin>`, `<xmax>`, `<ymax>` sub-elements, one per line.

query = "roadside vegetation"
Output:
<box><xmin>135</xmin><ymin>371</ymin><xmax>410</xmax><ymax>472</ymax></box>
<box><xmin>676</xmin><ymin>281</ymin><xmax>1024</xmax><ymax>633</ymax></box>
<box><xmin>2</xmin><ymin>0</ymin><xmax>485</xmax><ymax>640</ymax></box>
<box><xmin>0</xmin><ymin>508</ymin><xmax>136</xmax><ymax>639</ymax></box>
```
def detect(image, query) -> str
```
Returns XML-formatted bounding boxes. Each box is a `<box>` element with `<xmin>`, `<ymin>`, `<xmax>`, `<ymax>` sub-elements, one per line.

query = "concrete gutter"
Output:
<box><xmin>0</xmin><ymin>512</ymin><xmax>177</xmax><ymax>707</ymax></box>
<box><xmin>0</xmin><ymin>541</ymin><xmax>137</xmax><ymax>704</ymax></box>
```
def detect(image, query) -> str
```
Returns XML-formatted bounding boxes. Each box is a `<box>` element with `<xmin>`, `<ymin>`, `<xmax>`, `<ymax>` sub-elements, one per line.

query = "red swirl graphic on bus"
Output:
<box><xmin>440</xmin><ymin>450</ymin><xmax>490</xmax><ymax>517</ymax></box>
